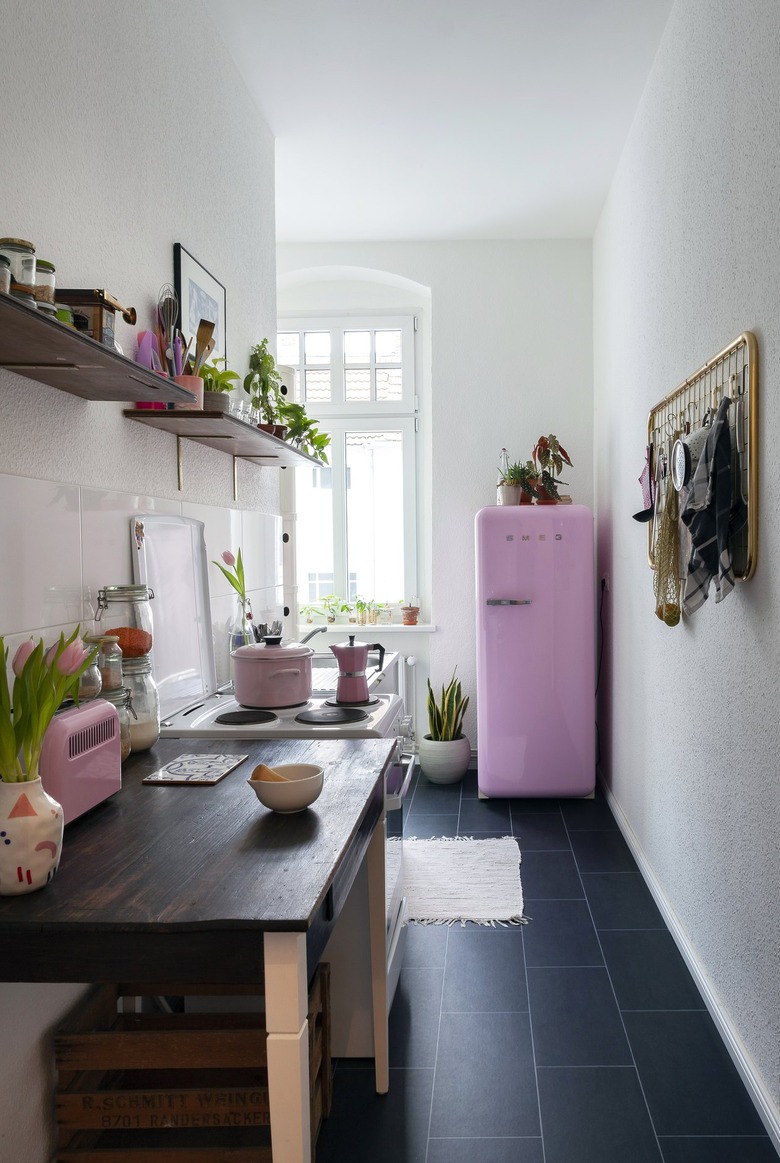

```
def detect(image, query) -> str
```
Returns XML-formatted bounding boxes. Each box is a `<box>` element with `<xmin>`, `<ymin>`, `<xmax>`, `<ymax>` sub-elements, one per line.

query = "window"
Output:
<box><xmin>278</xmin><ymin>316</ymin><xmax>417</xmax><ymax>611</ymax></box>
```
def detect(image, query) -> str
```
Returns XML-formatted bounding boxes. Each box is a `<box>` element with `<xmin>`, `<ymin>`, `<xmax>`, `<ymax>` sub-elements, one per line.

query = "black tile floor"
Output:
<box><xmin>316</xmin><ymin>768</ymin><xmax>777</xmax><ymax>1163</ymax></box>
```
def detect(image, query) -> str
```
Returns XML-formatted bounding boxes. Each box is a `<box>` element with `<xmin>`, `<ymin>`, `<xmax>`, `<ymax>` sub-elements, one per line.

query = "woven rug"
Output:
<box><xmin>395</xmin><ymin>836</ymin><xmax>525</xmax><ymax>926</ymax></box>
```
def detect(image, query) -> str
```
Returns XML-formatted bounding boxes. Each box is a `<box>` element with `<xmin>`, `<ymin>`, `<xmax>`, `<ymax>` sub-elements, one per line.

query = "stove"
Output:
<box><xmin>160</xmin><ymin>691</ymin><xmax>404</xmax><ymax>740</ymax></box>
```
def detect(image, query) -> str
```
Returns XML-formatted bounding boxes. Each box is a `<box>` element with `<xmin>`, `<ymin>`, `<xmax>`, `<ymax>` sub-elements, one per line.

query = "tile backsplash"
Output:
<box><xmin>0</xmin><ymin>473</ymin><xmax>283</xmax><ymax>687</ymax></box>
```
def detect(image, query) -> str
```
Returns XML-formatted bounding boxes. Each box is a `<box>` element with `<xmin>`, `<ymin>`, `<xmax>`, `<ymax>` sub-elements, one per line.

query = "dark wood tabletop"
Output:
<box><xmin>0</xmin><ymin>737</ymin><xmax>395</xmax><ymax>984</ymax></box>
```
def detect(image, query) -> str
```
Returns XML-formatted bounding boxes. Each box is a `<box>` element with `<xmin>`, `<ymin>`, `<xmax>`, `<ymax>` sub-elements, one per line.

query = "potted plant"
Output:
<box><xmin>299</xmin><ymin>604</ymin><xmax>322</xmax><ymax>625</ymax></box>
<box><xmin>0</xmin><ymin>629</ymin><xmax>97</xmax><ymax>894</ymax></box>
<box><xmin>367</xmin><ymin>599</ymin><xmax>379</xmax><ymax>625</ymax></box>
<box><xmin>243</xmin><ymin>339</ymin><xmax>288</xmax><ymax>436</ymax></box>
<box><xmin>497</xmin><ymin>459</ymin><xmax>537</xmax><ymax>505</ymax></box>
<box><xmin>354</xmin><ymin>597</ymin><xmax>368</xmax><ymax>625</ymax></box>
<box><xmin>321</xmin><ymin>595</ymin><xmax>352</xmax><ymax>624</ymax></box>
<box><xmin>280</xmin><ymin>401</ymin><xmax>331</xmax><ymax>464</ymax></box>
<box><xmin>199</xmin><ymin>358</ymin><xmax>241</xmax><ymax>411</ymax></box>
<box><xmin>400</xmin><ymin>600</ymin><xmax>420</xmax><ymax>625</ymax></box>
<box><xmin>531</xmin><ymin>434</ymin><xmax>573</xmax><ymax>503</ymax></box>
<box><xmin>418</xmin><ymin>668</ymin><xmax>471</xmax><ymax>784</ymax></box>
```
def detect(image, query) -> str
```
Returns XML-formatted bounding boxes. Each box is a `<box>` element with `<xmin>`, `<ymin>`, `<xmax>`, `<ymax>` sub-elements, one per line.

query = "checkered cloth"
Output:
<box><xmin>680</xmin><ymin>397</ymin><xmax>746</xmax><ymax>614</ymax></box>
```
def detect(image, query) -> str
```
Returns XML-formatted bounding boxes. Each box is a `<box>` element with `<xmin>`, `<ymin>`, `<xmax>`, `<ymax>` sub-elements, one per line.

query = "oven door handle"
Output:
<box><xmin>385</xmin><ymin>755</ymin><xmax>414</xmax><ymax>813</ymax></box>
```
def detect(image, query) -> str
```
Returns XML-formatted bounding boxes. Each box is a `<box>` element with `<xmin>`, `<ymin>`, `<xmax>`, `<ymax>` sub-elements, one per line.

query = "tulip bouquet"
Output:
<box><xmin>0</xmin><ymin>628</ymin><xmax>97</xmax><ymax>783</ymax></box>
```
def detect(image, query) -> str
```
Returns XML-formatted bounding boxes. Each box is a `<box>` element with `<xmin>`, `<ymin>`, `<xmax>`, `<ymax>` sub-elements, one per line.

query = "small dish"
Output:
<box><xmin>247</xmin><ymin>763</ymin><xmax>324</xmax><ymax>813</ymax></box>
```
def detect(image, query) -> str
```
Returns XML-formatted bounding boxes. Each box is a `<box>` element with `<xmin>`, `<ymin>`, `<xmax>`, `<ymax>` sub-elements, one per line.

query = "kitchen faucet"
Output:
<box><xmin>300</xmin><ymin>625</ymin><xmax>327</xmax><ymax>644</ymax></box>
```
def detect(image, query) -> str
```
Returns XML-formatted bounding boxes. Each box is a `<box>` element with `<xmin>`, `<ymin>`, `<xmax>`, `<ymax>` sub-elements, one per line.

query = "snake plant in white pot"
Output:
<box><xmin>418</xmin><ymin>668</ymin><xmax>471</xmax><ymax>784</ymax></box>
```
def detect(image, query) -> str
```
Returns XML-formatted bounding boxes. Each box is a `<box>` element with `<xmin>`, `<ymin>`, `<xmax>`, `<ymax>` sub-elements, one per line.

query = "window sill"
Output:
<box><xmin>297</xmin><ymin>623</ymin><xmax>436</xmax><ymax>635</ymax></box>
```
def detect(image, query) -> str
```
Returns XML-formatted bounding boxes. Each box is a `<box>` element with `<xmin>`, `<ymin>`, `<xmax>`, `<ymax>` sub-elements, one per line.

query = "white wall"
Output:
<box><xmin>594</xmin><ymin>0</ymin><xmax>780</xmax><ymax>1133</ymax></box>
<box><xmin>0</xmin><ymin>3</ymin><xmax>278</xmax><ymax>1159</ymax></box>
<box><xmin>278</xmin><ymin>242</ymin><xmax>594</xmax><ymax>744</ymax></box>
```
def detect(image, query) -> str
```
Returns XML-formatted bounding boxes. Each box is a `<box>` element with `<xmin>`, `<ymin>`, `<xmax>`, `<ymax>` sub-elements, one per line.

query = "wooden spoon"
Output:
<box><xmin>193</xmin><ymin>318</ymin><xmax>215</xmax><ymax>374</ymax></box>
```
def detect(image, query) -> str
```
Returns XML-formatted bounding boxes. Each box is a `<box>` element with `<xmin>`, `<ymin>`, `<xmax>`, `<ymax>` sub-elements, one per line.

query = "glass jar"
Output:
<box><xmin>0</xmin><ymin>237</ymin><xmax>36</xmax><ymax>295</ymax></box>
<box><xmin>96</xmin><ymin>585</ymin><xmax>154</xmax><ymax>658</ymax></box>
<box><xmin>77</xmin><ymin>658</ymin><xmax>103</xmax><ymax>701</ymax></box>
<box><xmin>84</xmin><ymin>634</ymin><xmax>123</xmax><ymax>691</ymax></box>
<box><xmin>34</xmin><ymin>259</ymin><xmax>55</xmax><ymax>304</ymax></box>
<box><xmin>0</xmin><ymin>255</ymin><xmax>10</xmax><ymax>295</ymax></box>
<box><xmin>102</xmin><ymin>687</ymin><xmax>133</xmax><ymax>762</ymax></box>
<box><xmin>122</xmin><ymin>656</ymin><xmax>160</xmax><ymax>752</ymax></box>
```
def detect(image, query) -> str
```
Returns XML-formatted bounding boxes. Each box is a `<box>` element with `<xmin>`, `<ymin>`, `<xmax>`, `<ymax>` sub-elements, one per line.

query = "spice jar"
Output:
<box><xmin>0</xmin><ymin>238</ymin><xmax>36</xmax><ymax>295</ymax></box>
<box><xmin>0</xmin><ymin>255</ymin><xmax>10</xmax><ymax>295</ymax></box>
<box><xmin>84</xmin><ymin>634</ymin><xmax>123</xmax><ymax>691</ymax></box>
<box><xmin>96</xmin><ymin>585</ymin><xmax>155</xmax><ymax>658</ymax></box>
<box><xmin>77</xmin><ymin>657</ymin><xmax>103</xmax><ymax>701</ymax></box>
<box><xmin>34</xmin><ymin>259</ymin><xmax>55</xmax><ymax>304</ymax></box>
<box><xmin>122</xmin><ymin>656</ymin><xmax>160</xmax><ymax>752</ymax></box>
<box><xmin>101</xmin><ymin>687</ymin><xmax>133</xmax><ymax>762</ymax></box>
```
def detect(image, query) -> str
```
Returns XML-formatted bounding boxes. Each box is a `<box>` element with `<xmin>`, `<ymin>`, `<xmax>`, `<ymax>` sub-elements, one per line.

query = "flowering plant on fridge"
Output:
<box><xmin>0</xmin><ymin>629</ymin><xmax>97</xmax><ymax>783</ymax></box>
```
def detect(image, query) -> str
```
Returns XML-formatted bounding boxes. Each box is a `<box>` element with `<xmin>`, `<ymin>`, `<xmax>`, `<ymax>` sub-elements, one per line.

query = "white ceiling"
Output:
<box><xmin>206</xmin><ymin>0</ymin><xmax>674</xmax><ymax>242</ymax></box>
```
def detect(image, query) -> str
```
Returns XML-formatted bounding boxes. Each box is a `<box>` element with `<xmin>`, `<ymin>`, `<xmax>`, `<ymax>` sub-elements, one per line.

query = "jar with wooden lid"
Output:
<box><xmin>34</xmin><ymin>259</ymin><xmax>55</xmax><ymax>304</ymax></box>
<box><xmin>0</xmin><ymin>237</ymin><xmax>36</xmax><ymax>295</ymax></box>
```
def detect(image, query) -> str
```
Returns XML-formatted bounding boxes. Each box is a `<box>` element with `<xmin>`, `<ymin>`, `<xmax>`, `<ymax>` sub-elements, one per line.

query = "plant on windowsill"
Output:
<box><xmin>354</xmin><ymin>598</ymin><xmax>368</xmax><ymax>625</ymax></box>
<box><xmin>321</xmin><ymin>595</ymin><xmax>352</xmax><ymax>624</ymax></box>
<box><xmin>418</xmin><ymin>668</ymin><xmax>471</xmax><ymax>784</ymax></box>
<box><xmin>399</xmin><ymin>600</ymin><xmax>420</xmax><ymax>625</ymax></box>
<box><xmin>531</xmin><ymin>434</ymin><xmax>573</xmax><ymax>504</ymax></box>
<box><xmin>299</xmin><ymin>604</ymin><xmax>322</xmax><ymax>625</ymax></box>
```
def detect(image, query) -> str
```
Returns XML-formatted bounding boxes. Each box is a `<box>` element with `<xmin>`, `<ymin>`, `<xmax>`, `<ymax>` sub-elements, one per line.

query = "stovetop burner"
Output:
<box><xmin>323</xmin><ymin>696</ymin><xmax>380</xmax><ymax>709</ymax></box>
<box><xmin>295</xmin><ymin>706</ymin><xmax>370</xmax><ymax>725</ymax></box>
<box><xmin>214</xmin><ymin>708</ymin><xmax>279</xmax><ymax>726</ymax></box>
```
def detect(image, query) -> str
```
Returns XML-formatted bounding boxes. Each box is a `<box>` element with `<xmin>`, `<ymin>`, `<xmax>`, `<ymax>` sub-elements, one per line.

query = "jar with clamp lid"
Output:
<box><xmin>96</xmin><ymin>585</ymin><xmax>154</xmax><ymax>658</ymax></box>
<box><xmin>102</xmin><ymin>687</ymin><xmax>133</xmax><ymax>762</ymax></box>
<box><xmin>122</xmin><ymin>656</ymin><xmax>160</xmax><ymax>752</ymax></box>
<box><xmin>84</xmin><ymin>634</ymin><xmax>123</xmax><ymax>691</ymax></box>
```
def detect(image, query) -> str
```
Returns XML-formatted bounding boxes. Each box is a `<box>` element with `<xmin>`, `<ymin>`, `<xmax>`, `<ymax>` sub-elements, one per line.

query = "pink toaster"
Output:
<box><xmin>39</xmin><ymin>700</ymin><xmax>122</xmax><ymax>824</ymax></box>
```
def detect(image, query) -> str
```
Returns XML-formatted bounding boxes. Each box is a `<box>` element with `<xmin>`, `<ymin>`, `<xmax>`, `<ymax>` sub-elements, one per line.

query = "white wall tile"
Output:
<box><xmin>0</xmin><ymin>475</ymin><xmax>82</xmax><ymax>635</ymax></box>
<box><xmin>242</xmin><ymin>512</ymin><xmax>283</xmax><ymax>590</ymax></box>
<box><xmin>181</xmin><ymin>502</ymin><xmax>242</xmax><ymax>601</ymax></box>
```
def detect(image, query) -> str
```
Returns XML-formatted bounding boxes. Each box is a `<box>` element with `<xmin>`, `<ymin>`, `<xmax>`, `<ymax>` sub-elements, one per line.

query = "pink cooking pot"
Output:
<box><xmin>232</xmin><ymin>638</ymin><xmax>314</xmax><ymax>708</ymax></box>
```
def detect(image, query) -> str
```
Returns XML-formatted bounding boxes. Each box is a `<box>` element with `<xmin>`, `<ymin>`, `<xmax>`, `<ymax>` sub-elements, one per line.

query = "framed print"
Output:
<box><xmin>173</xmin><ymin>243</ymin><xmax>226</xmax><ymax>364</ymax></box>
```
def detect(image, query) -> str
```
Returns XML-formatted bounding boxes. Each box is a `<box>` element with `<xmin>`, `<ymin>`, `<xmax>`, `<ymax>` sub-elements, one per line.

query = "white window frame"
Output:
<box><xmin>279</xmin><ymin>314</ymin><xmax>418</xmax><ymax>606</ymax></box>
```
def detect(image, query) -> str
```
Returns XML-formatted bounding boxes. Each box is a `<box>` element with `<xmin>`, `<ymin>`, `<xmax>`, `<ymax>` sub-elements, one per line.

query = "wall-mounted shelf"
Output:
<box><xmin>123</xmin><ymin>408</ymin><xmax>321</xmax><ymax>498</ymax></box>
<box><xmin>0</xmin><ymin>293</ymin><xmax>194</xmax><ymax>405</ymax></box>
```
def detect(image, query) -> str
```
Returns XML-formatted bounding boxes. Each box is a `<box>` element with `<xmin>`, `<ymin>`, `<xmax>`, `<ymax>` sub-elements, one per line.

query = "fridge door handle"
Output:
<box><xmin>486</xmin><ymin>599</ymin><xmax>532</xmax><ymax>605</ymax></box>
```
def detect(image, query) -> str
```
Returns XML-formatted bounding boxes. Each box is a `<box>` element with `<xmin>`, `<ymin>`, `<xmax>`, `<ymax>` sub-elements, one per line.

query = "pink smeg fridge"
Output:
<box><xmin>475</xmin><ymin>504</ymin><xmax>595</xmax><ymax>798</ymax></box>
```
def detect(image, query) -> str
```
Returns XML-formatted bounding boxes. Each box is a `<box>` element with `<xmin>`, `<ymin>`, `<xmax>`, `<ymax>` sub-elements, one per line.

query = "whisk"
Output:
<box><xmin>157</xmin><ymin>284</ymin><xmax>179</xmax><ymax>377</ymax></box>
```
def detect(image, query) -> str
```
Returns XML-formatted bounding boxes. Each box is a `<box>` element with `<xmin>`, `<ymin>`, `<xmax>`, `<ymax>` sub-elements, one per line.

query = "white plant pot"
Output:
<box><xmin>418</xmin><ymin>734</ymin><xmax>471</xmax><ymax>784</ymax></box>
<box><xmin>496</xmin><ymin>483</ymin><xmax>522</xmax><ymax>506</ymax></box>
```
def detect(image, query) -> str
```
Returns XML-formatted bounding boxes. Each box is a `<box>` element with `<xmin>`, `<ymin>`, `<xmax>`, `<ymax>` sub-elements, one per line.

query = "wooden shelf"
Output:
<box><xmin>0</xmin><ymin>292</ymin><xmax>195</xmax><ymax>404</ymax></box>
<box><xmin>123</xmin><ymin>409</ymin><xmax>322</xmax><ymax>467</ymax></box>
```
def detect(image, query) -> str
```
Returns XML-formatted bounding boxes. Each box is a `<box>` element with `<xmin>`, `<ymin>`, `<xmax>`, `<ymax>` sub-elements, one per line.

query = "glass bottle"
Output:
<box><xmin>228</xmin><ymin>596</ymin><xmax>254</xmax><ymax>685</ymax></box>
<box><xmin>122</xmin><ymin>657</ymin><xmax>160</xmax><ymax>752</ymax></box>
<box><xmin>96</xmin><ymin>584</ymin><xmax>154</xmax><ymax>658</ymax></box>
<box><xmin>101</xmin><ymin>687</ymin><xmax>133</xmax><ymax>762</ymax></box>
<box><xmin>84</xmin><ymin>634</ymin><xmax>123</xmax><ymax>691</ymax></box>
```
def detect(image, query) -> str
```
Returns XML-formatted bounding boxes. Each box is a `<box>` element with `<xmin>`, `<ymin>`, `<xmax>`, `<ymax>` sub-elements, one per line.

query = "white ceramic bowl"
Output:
<box><xmin>247</xmin><ymin>763</ymin><xmax>324</xmax><ymax>813</ymax></box>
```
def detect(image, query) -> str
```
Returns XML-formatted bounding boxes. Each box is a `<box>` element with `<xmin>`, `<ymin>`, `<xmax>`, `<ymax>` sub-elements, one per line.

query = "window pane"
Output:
<box><xmin>296</xmin><ymin>462</ymin><xmax>334</xmax><ymax>608</ymax></box>
<box><xmin>304</xmin><ymin>331</ymin><xmax>330</xmax><ymax>364</ymax></box>
<box><xmin>375</xmin><ymin>368</ymin><xmax>403</xmax><ymax>401</ymax></box>
<box><xmin>346</xmin><ymin>431</ymin><xmax>404</xmax><ymax>604</ymax></box>
<box><xmin>345</xmin><ymin>369</ymin><xmax>371</xmax><ymax>401</ymax></box>
<box><xmin>305</xmin><ymin>369</ymin><xmax>331</xmax><ymax>403</ymax></box>
<box><xmin>344</xmin><ymin>330</ymin><xmax>371</xmax><ymax>364</ymax></box>
<box><xmin>277</xmin><ymin>332</ymin><xmax>300</xmax><ymax>366</ymax></box>
<box><xmin>375</xmin><ymin>329</ymin><xmax>401</xmax><ymax>363</ymax></box>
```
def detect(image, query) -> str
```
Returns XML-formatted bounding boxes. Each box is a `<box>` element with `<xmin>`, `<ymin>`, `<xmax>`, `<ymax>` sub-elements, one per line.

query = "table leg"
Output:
<box><xmin>264</xmin><ymin>931</ymin><xmax>311</xmax><ymax>1163</ymax></box>
<box><xmin>367</xmin><ymin>819</ymin><xmax>389</xmax><ymax>1094</ymax></box>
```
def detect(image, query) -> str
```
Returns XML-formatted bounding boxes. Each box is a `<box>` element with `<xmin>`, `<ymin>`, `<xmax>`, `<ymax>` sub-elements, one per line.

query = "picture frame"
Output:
<box><xmin>173</xmin><ymin>243</ymin><xmax>226</xmax><ymax>365</ymax></box>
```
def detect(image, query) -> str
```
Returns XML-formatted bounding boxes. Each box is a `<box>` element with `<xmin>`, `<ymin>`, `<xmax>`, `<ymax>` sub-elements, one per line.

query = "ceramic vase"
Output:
<box><xmin>418</xmin><ymin>735</ymin><xmax>471</xmax><ymax>784</ymax></box>
<box><xmin>0</xmin><ymin>777</ymin><xmax>64</xmax><ymax>895</ymax></box>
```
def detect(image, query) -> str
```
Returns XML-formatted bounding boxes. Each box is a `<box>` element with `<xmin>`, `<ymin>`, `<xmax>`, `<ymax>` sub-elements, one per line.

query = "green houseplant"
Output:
<box><xmin>532</xmin><ymin>434</ymin><xmax>572</xmax><ymax>503</ymax></box>
<box><xmin>418</xmin><ymin>668</ymin><xmax>471</xmax><ymax>784</ymax></box>
<box><xmin>243</xmin><ymin>339</ymin><xmax>287</xmax><ymax>433</ymax></box>
<box><xmin>199</xmin><ymin>358</ymin><xmax>240</xmax><ymax>412</ymax></box>
<box><xmin>280</xmin><ymin>401</ymin><xmax>331</xmax><ymax>464</ymax></box>
<box><xmin>497</xmin><ymin>459</ymin><xmax>537</xmax><ymax>505</ymax></box>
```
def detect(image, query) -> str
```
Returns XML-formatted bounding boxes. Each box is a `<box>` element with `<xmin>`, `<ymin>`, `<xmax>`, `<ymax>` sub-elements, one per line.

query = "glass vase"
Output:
<box><xmin>228</xmin><ymin>597</ymin><xmax>254</xmax><ymax>684</ymax></box>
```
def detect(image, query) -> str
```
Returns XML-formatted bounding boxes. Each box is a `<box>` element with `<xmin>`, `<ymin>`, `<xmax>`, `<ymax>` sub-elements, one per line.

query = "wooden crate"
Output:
<box><xmin>54</xmin><ymin>966</ymin><xmax>331</xmax><ymax>1162</ymax></box>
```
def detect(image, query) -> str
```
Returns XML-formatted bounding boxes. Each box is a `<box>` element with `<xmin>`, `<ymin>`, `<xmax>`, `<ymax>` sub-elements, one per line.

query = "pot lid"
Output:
<box><xmin>232</xmin><ymin>641</ymin><xmax>314</xmax><ymax>661</ymax></box>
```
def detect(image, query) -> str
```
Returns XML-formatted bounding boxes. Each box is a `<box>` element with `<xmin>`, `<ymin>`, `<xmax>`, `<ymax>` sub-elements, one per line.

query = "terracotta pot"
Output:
<box><xmin>401</xmin><ymin>606</ymin><xmax>419</xmax><ymax>625</ymax></box>
<box><xmin>519</xmin><ymin>490</ymin><xmax>534</xmax><ymax>504</ymax></box>
<box><xmin>173</xmin><ymin>374</ymin><xmax>204</xmax><ymax>411</ymax></box>
<box><xmin>534</xmin><ymin>484</ymin><xmax>558</xmax><ymax>504</ymax></box>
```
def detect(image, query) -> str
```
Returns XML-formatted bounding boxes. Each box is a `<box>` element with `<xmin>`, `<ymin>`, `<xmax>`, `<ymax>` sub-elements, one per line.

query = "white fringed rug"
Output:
<box><xmin>395</xmin><ymin>836</ymin><xmax>525</xmax><ymax>926</ymax></box>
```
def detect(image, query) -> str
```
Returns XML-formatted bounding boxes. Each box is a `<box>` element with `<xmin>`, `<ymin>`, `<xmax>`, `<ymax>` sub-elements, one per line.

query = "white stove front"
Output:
<box><xmin>160</xmin><ymin>692</ymin><xmax>404</xmax><ymax>740</ymax></box>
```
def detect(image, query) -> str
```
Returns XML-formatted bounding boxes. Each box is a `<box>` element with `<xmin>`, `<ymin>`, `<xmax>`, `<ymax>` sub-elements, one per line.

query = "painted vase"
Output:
<box><xmin>0</xmin><ymin>777</ymin><xmax>64</xmax><ymax>895</ymax></box>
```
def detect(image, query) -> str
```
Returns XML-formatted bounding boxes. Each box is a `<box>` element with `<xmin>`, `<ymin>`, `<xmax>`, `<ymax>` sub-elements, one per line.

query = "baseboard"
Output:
<box><xmin>601</xmin><ymin>780</ymin><xmax>780</xmax><ymax>1151</ymax></box>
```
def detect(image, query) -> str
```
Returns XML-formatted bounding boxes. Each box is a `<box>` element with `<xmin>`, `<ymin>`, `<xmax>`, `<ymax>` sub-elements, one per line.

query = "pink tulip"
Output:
<box><xmin>45</xmin><ymin>643</ymin><xmax>58</xmax><ymax>667</ymax></box>
<box><xmin>55</xmin><ymin>639</ymin><xmax>91</xmax><ymax>676</ymax></box>
<box><xmin>12</xmin><ymin>640</ymin><xmax>35</xmax><ymax>676</ymax></box>
<box><xmin>222</xmin><ymin>550</ymin><xmax>236</xmax><ymax>567</ymax></box>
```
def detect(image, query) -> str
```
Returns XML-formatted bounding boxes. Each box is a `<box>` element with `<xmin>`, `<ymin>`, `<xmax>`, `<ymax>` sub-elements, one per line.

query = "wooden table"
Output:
<box><xmin>0</xmin><ymin>737</ymin><xmax>396</xmax><ymax>1163</ymax></box>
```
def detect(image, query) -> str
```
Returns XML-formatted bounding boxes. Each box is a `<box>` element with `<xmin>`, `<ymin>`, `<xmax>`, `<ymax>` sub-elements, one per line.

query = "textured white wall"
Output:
<box><xmin>0</xmin><ymin>3</ymin><xmax>278</xmax><ymax>1159</ymax></box>
<box><xmin>278</xmin><ymin>242</ymin><xmax>593</xmax><ymax>745</ymax></box>
<box><xmin>594</xmin><ymin>0</ymin><xmax>780</xmax><ymax>1127</ymax></box>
